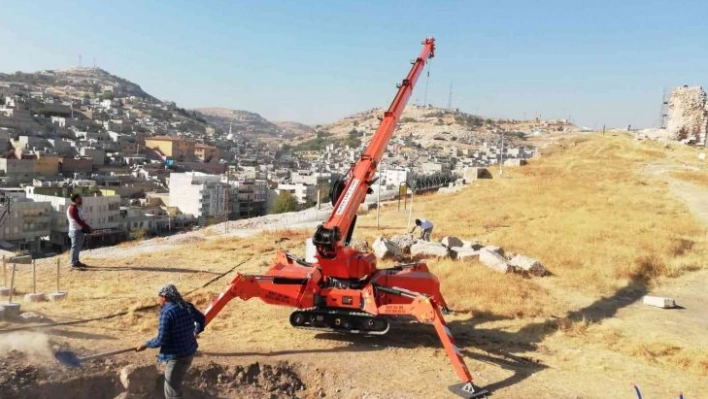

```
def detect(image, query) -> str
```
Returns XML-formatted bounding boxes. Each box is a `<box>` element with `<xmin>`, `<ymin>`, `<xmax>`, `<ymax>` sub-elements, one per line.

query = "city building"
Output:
<box><xmin>0</xmin><ymin>199</ymin><xmax>53</xmax><ymax>254</ymax></box>
<box><xmin>24</xmin><ymin>187</ymin><xmax>122</xmax><ymax>251</ymax></box>
<box><xmin>145</xmin><ymin>136</ymin><xmax>195</xmax><ymax>162</ymax></box>
<box><xmin>168</xmin><ymin>172</ymin><xmax>227</xmax><ymax>225</ymax></box>
<box><xmin>194</xmin><ymin>143</ymin><xmax>220</xmax><ymax>163</ymax></box>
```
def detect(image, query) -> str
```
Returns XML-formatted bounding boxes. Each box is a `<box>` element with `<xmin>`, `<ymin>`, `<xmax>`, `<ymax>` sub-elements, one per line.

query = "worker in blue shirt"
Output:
<box><xmin>137</xmin><ymin>284</ymin><xmax>205</xmax><ymax>399</ymax></box>
<box><xmin>410</xmin><ymin>218</ymin><xmax>434</xmax><ymax>241</ymax></box>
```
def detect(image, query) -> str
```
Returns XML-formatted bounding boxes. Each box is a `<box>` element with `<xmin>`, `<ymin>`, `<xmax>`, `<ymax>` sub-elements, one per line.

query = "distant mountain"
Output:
<box><xmin>274</xmin><ymin>121</ymin><xmax>315</xmax><ymax>137</ymax></box>
<box><xmin>194</xmin><ymin>108</ymin><xmax>310</xmax><ymax>139</ymax></box>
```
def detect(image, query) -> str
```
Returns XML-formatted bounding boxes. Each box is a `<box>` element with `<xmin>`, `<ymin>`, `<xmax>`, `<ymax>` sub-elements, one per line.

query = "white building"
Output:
<box><xmin>24</xmin><ymin>188</ymin><xmax>121</xmax><ymax>249</ymax></box>
<box><xmin>275</xmin><ymin>183</ymin><xmax>317</xmax><ymax>205</ymax></box>
<box><xmin>80</xmin><ymin>147</ymin><xmax>106</xmax><ymax>166</ymax></box>
<box><xmin>168</xmin><ymin>172</ymin><xmax>227</xmax><ymax>225</ymax></box>
<box><xmin>0</xmin><ymin>199</ymin><xmax>53</xmax><ymax>253</ymax></box>
<box><xmin>379</xmin><ymin>167</ymin><xmax>409</xmax><ymax>188</ymax></box>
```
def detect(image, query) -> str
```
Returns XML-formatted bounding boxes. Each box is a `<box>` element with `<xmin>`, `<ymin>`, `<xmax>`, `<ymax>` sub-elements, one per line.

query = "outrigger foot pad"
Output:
<box><xmin>448</xmin><ymin>382</ymin><xmax>491</xmax><ymax>399</ymax></box>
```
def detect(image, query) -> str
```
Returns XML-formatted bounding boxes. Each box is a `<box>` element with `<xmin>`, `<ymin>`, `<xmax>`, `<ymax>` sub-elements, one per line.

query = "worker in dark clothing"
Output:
<box><xmin>137</xmin><ymin>284</ymin><xmax>205</xmax><ymax>399</ymax></box>
<box><xmin>66</xmin><ymin>193</ymin><xmax>92</xmax><ymax>269</ymax></box>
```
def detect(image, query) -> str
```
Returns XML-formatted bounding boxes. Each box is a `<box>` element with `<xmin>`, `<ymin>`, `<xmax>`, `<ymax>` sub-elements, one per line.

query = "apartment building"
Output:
<box><xmin>194</xmin><ymin>143</ymin><xmax>220</xmax><ymax>163</ymax></box>
<box><xmin>0</xmin><ymin>199</ymin><xmax>53</xmax><ymax>253</ymax></box>
<box><xmin>24</xmin><ymin>187</ymin><xmax>122</xmax><ymax>250</ymax></box>
<box><xmin>275</xmin><ymin>183</ymin><xmax>317</xmax><ymax>206</ymax></box>
<box><xmin>145</xmin><ymin>136</ymin><xmax>195</xmax><ymax>162</ymax></box>
<box><xmin>168</xmin><ymin>172</ymin><xmax>227</xmax><ymax>225</ymax></box>
<box><xmin>231</xmin><ymin>178</ymin><xmax>267</xmax><ymax>218</ymax></box>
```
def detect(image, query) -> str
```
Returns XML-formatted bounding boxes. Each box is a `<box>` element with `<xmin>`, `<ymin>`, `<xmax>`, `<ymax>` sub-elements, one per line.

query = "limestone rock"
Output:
<box><xmin>389</xmin><ymin>234</ymin><xmax>417</xmax><ymax>255</ymax></box>
<box><xmin>411</xmin><ymin>242</ymin><xmax>449</xmax><ymax>260</ymax></box>
<box><xmin>119</xmin><ymin>364</ymin><xmax>158</xmax><ymax>394</ymax></box>
<box><xmin>372</xmin><ymin>237</ymin><xmax>403</xmax><ymax>260</ymax></box>
<box><xmin>349</xmin><ymin>239</ymin><xmax>369</xmax><ymax>252</ymax></box>
<box><xmin>478</xmin><ymin>248</ymin><xmax>510</xmax><ymax>273</ymax></box>
<box><xmin>482</xmin><ymin>245</ymin><xmax>504</xmax><ymax>256</ymax></box>
<box><xmin>450</xmin><ymin>247</ymin><xmax>479</xmax><ymax>261</ymax></box>
<box><xmin>19</xmin><ymin>311</ymin><xmax>45</xmax><ymax>321</ymax></box>
<box><xmin>508</xmin><ymin>255</ymin><xmax>548</xmax><ymax>277</ymax></box>
<box><xmin>462</xmin><ymin>241</ymin><xmax>483</xmax><ymax>251</ymax></box>
<box><xmin>441</xmin><ymin>236</ymin><xmax>463</xmax><ymax>249</ymax></box>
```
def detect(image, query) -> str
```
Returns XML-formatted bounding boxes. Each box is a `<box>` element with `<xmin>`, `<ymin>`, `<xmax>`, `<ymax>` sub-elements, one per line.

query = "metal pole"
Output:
<box><xmin>499</xmin><ymin>131</ymin><xmax>504</xmax><ymax>177</ymax></box>
<box><xmin>225</xmin><ymin>169</ymin><xmax>230</xmax><ymax>234</ymax></box>
<box><xmin>376</xmin><ymin>175</ymin><xmax>381</xmax><ymax>227</ymax></box>
<box><xmin>8</xmin><ymin>263</ymin><xmax>16</xmax><ymax>303</ymax></box>
<box><xmin>56</xmin><ymin>258</ymin><xmax>60</xmax><ymax>293</ymax></box>
<box><xmin>407</xmin><ymin>189</ymin><xmax>415</xmax><ymax>232</ymax></box>
<box><xmin>2</xmin><ymin>256</ymin><xmax>5</xmax><ymax>287</ymax></box>
<box><xmin>32</xmin><ymin>259</ymin><xmax>36</xmax><ymax>294</ymax></box>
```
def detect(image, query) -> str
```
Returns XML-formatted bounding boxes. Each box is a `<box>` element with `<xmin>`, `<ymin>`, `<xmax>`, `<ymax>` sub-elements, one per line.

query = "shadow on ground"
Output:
<box><xmin>80</xmin><ymin>265</ymin><xmax>220</xmax><ymax>274</ymax></box>
<box><xmin>202</xmin><ymin>273</ymin><xmax>650</xmax><ymax>393</ymax></box>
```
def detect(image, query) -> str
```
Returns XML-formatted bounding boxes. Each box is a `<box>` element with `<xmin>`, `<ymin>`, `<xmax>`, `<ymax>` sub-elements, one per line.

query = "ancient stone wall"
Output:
<box><xmin>666</xmin><ymin>86</ymin><xmax>708</xmax><ymax>144</ymax></box>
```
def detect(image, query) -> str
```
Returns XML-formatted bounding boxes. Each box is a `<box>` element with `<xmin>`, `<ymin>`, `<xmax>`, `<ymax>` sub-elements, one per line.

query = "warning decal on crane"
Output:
<box><xmin>336</xmin><ymin>178</ymin><xmax>359</xmax><ymax>215</ymax></box>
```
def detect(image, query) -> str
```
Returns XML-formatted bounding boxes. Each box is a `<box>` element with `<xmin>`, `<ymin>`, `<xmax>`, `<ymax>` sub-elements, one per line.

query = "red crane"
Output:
<box><xmin>203</xmin><ymin>38</ymin><xmax>489</xmax><ymax>398</ymax></box>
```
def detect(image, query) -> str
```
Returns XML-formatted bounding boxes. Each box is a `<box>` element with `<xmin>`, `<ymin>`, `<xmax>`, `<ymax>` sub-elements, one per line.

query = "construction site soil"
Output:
<box><xmin>0</xmin><ymin>350</ymin><xmax>309</xmax><ymax>399</ymax></box>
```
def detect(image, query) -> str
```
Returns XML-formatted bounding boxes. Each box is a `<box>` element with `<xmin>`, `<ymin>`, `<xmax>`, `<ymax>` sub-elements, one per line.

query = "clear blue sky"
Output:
<box><xmin>1</xmin><ymin>0</ymin><xmax>707</xmax><ymax>129</ymax></box>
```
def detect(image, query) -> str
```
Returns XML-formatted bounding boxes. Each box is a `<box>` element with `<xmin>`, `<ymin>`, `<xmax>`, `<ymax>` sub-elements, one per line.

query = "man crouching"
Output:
<box><xmin>137</xmin><ymin>284</ymin><xmax>205</xmax><ymax>399</ymax></box>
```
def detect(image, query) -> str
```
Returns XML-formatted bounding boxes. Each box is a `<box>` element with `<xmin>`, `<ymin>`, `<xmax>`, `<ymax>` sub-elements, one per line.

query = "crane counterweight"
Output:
<box><xmin>202</xmin><ymin>37</ymin><xmax>490</xmax><ymax>398</ymax></box>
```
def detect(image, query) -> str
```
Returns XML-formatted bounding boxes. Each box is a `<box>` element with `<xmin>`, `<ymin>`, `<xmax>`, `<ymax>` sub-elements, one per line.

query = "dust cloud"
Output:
<box><xmin>0</xmin><ymin>332</ymin><xmax>54</xmax><ymax>360</ymax></box>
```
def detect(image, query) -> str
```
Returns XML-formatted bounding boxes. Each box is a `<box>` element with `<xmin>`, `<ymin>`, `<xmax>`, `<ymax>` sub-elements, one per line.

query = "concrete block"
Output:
<box><xmin>0</xmin><ymin>302</ymin><xmax>20</xmax><ymax>318</ymax></box>
<box><xmin>0</xmin><ymin>286</ymin><xmax>13</xmax><ymax>296</ymax></box>
<box><xmin>24</xmin><ymin>293</ymin><xmax>46</xmax><ymax>303</ymax></box>
<box><xmin>49</xmin><ymin>292</ymin><xmax>68</xmax><ymax>302</ymax></box>
<box><xmin>643</xmin><ymin>296</ymin><xmax>676</xmax><ymax>309</ymax></box>
<box><xmin>8</xmin><ymin>255</ymin><xmax>32</xmax><ymax>264</ymax></box>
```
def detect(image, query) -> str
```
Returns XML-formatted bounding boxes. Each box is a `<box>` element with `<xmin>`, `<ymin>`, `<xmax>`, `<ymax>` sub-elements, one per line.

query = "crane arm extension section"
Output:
<box><xmin>314</xmin><ymin>38</ymin><xmax>435</xmax><ymax>258</ymax></box>
<box><xmin>203</xmin><ymin>273</ymin><xmax>309</xmax><ymax>326</ymax></box>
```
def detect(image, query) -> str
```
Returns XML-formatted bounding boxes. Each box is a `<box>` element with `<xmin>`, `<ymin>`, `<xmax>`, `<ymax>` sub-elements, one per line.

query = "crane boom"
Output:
<box><xmin>313</xmin><ymin>38</ymin><xmax>435</xmax><ymax>278</ymax></box>
<box><xmin>203</xmin><ymin>38</ymin><xmax>490</xmax><ymax>398</ymax></box>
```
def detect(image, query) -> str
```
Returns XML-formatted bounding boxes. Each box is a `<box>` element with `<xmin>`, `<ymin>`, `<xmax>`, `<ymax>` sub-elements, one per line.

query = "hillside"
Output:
<box><xmin>292</xmin><ymin>104</ymin><xmax>576</xmax><ymax>151</ymax></box>
<box><xmin>1</xmin><ymin>133</ymin><xmax>707</xmax><ymax>398</ymax></box>
<box><xmin>194</xmin><ymin>107</ymin><xmax>310</xmax><ymax>140</ymax></box>
<box><xmin>0</xmin><ymin>67</ymin><xmax>158</xmax><ymax>102</ymax></box>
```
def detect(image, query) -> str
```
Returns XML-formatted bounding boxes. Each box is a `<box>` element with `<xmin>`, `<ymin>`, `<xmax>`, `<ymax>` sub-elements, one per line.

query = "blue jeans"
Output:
<box><xmin>68</xmin><ymin>230</ymin><xmax>85</xmax><ymax>265</ymax></box>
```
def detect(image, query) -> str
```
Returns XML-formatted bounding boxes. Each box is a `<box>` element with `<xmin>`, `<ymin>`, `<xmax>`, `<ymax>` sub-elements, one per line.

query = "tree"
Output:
<box><xmin>272</xmin><ymin>191</ymin><xmax>299</xmax><ymax>214</ymax></box>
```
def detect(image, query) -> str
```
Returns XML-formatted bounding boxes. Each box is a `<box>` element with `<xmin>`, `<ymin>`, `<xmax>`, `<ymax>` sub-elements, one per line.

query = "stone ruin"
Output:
<box><xmin>371</xmin><ymin>234</ymin><xmax>548</xmax><ymax>277</ymax></box>
<box><xmin>666</xmin><ymin>85</ymin><xmax>708</xmax><ymax>145</ymax></box>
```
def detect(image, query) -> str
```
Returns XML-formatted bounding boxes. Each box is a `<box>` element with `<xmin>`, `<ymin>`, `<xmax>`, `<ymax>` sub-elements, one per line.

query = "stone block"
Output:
<box><xmin>508</xmin><ymin>255</ymin><xmax>548</xmax><ymax>277</ymax></box>
<box><xmin>450</xmin><ymin>247</ymin><xmax>479</xmax><ymax>261</ymax></box>
<box><xmin>441</xmin><ymin>236</ymin><xmax>463</xmax><ymax>249</ymax></box>
<box><xmin>49</xmin><ymin>292</ymin><xmax>68</xmax><ymax>302</ymax></box>
<box><xmin>411</xmin><ymin>242</ymin><xmax>450</xmax><ymax>260</ymax></box>
<box><xmin>478</xmin><ymin>249</ymin><xmax>510</xmax><ymax>273</ymax></box>
<box><xmin>0</xmin><ymin>302</ymin><xmax>20</xmax><ymax>318</ymax></box>
<box><xmin>24</xmin><ymin>293</ymin><xmax>46</xmax><ymax>303</ymax></box>
<box><xmin>642</xmin><ymin>296</ymin><xmax>676</xmax><ymax>309</ymax></box>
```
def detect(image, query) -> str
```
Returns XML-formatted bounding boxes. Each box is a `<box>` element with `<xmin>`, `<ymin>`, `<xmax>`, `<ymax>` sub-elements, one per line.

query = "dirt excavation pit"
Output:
<box><xmin>0</xmin><ymin>352</ymin><xmax>310</xmax><ymax>399</ymax></box>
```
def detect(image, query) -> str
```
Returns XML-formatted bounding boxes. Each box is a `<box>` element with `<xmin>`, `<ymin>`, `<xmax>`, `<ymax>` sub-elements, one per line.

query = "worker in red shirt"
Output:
<box><xmin>66</xmin><ymin>193</ymin><xmax>92</xmax><ymax>269</ymax></box>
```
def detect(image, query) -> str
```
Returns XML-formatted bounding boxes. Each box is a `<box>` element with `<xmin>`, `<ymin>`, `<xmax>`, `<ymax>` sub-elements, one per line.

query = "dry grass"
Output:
<box><xmin>5</xmin><ymin>133</ymin><xmax>707</xmax><ymax>385</ymax></box>
<box><xmin>355</xmin><ymin>134</ymin><xmax>707</xmax><ymax>320</ymax></box>
<box><xmin>670</xmin><ymin>170</ymin><xmax>708</xmax><ymax>187</ymax></box>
